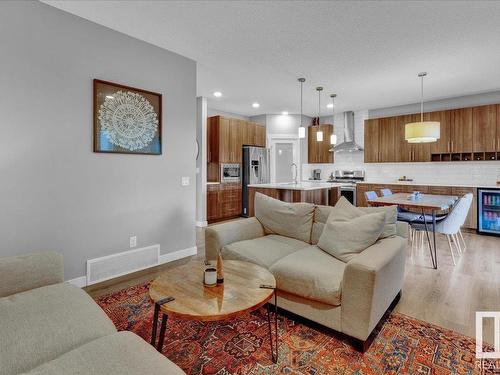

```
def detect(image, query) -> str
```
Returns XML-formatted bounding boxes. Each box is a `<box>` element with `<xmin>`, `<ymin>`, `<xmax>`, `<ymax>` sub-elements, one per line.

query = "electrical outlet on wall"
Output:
<box><xmin>129</xmin><ymin>236</ymin><xmax>137</xmax><ymax>248</ymax></box>
<box><xmin>181</xmin><ymin>176</ymin><xmax>190</xmax><ymax>186</ymax></box>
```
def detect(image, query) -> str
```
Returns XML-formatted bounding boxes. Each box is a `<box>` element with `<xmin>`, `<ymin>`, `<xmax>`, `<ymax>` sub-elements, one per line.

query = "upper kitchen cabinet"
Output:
<box><xmin>254</xmin><ymin>124</ymin><xmax>266</xmax><ymax>147</ymax></box>
<box><xmin>427</xmin><ymin>110</ymin><xmax>451</xmax><ymax>154</ymax></box>
<box><xmin>308</xmin><ymin>124</ymin><xmax>334</xmax><ymax>163</ymax></box>
<box><xmin>229</xmin><ymin>118</ymin><xmax>243</xmax><ymax>163</ymax></box>
<box><xmin>473</xmin><ymin>105</ymin><xmax>497</xmax><ymax>152</ymax></box>
<box><xmin>208</xmin><ymin>116</ymin><xmax>266</xmax><ymax>166</ymax></box>
<box><xmin>450</xmin><ymin>108</ymin><xmax>473</xmax><ymax>153</ymax></box>
<box><xmin>364</xmin><ymin>119</ymin><xmax>379</xmax><ymax>162</ymax></box>
<box><xmin>378</xmin><ymin>117</ymin><xmax>397</xmax><ymax>162</ymax></box>
<box><xmin>497</xmin><ymin>104</ymin><xmax>500</xmax><ymax>151</ymax></box>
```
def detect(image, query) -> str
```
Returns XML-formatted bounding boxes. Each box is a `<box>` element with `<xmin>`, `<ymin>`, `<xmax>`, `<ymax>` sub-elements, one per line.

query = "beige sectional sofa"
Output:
<box><xmin>206</xmin><ymin>194</ymin><xmax>408</xmax><ymax>351</ymax></box>
<box><xmin>0</xmin><ymin>252</ymin><xmax>184</xmax><ymax>375</ymax></box>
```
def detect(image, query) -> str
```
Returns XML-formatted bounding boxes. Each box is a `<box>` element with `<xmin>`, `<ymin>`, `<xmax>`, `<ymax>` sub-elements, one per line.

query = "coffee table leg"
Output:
<box><xmin>150</xmin><ymin>303</ymin><xmax>160</xmax><ymax>345</ymax></box>
<box><xmin>156</xmin><ymin>313</ymin><xmax>168</xmax><ymax>353</ymax></box>
<box><xmin>266</xmin><ymin>290</ymin><xmax>279</xmax><ymax>363</ymax></box>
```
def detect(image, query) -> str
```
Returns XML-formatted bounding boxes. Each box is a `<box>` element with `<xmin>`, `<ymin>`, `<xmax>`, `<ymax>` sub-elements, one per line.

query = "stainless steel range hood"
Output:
<box><xmin>333</xmin><ymin>111</ymin><xmax>364</xmax><ymax>152</ymax></box>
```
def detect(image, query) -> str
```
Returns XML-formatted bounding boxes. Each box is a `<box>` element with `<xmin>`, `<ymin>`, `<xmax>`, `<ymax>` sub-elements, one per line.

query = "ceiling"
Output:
<box><xmin>44</xmin><ymin>0</ymin><xmax>500</xmax><ymax>116</ymax></box>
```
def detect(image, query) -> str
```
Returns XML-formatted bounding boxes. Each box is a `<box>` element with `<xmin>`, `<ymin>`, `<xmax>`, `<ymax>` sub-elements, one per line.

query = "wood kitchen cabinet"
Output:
<box><xmin>365</xmin><ymin>102</ymin><xmax>500</xmax><ymax>163</ymax></box>
<box><xmin>497</xmin><ymin>104</ymin><xmax>500</xmax><ymax>151</ymax></box>
<box><xmin>254</xmin><ymin>124</ymin><xmax>266</xmax><ymax>147</ymax></box>
<box><xmin>364</xmin><ymin>119</ymin><xmax>379</xmax><ymax>162</ymax></box>
<box><xmin>473</xmin><ymin>105</ymin><xmax>497</xmax><ymax>152</ymax></box>
<box><xmin>378</xmin><ymin>117</ymin><xmax>397</xmax><ymax>162</ymax></box>
<box><xmin>308</xmin><ymin>124</ymin><xmax>334</xmax><ymax>163</ymax></box>
<box><xmin>427</xmin><ymin>111</ymin><xmax>451</xmax><ymax>154</ymax></box>
<box><xmin>208</xmin><ymin>116</ymin><xmax>266</xmax><ymax>167</ymax></box>
<box><xmin>450</xmin><ymin>108</ymin><xmax>473</xmax><ymax>153</ymax></box>
<box><xmin>207</xmin><ymin>183</ymin><xmax>242</xmax><ymax>223</ymax></box>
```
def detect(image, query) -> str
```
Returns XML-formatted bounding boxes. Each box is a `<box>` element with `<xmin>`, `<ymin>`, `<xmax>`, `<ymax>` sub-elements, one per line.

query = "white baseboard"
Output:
<box><xmin>67</xmin><ymin>276</ymin><xmax>87</xmax><ymax>288</ymax></box>
<box><xmin>159</xmin><ymin>246</ymin><xmax>198</xmax><ymax>264</ymax></box>
<box><xmin>196</xmin><ymin>220</ymin><xmax>208</xmax><ymax>227</ymax></box>
<box><xmin>66</xmin><ymin>245</ymin><xmax>198</xmax><ymax>288</ymax></box>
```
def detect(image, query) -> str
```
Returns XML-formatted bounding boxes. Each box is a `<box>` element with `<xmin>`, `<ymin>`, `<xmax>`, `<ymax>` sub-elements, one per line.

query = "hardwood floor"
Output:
<box><xmin>86</xmin><ymin>224</ymin><xmax>500</xmax><ymax>345</ymax></box>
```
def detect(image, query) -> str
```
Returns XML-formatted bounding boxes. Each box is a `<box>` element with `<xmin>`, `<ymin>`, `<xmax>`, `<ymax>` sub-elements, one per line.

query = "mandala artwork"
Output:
<box><xmin>98</xmin><ymin>90</ymin><xmax>159</xmax><ymax>151</ymax></box>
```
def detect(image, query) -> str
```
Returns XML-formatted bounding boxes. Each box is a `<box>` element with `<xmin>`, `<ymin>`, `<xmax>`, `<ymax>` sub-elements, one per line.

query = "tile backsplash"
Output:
<box><xmin>303</xmin><ymin>156</ymin><xmax>500</xmax><ymax>186</ymax></box>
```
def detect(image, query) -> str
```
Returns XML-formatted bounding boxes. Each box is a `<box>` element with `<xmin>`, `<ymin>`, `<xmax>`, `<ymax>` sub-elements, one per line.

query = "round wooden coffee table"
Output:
<box><xmin>149</xmin><ymin>260</ymin><xmax>278</xmax><ymax>362</ymax></box>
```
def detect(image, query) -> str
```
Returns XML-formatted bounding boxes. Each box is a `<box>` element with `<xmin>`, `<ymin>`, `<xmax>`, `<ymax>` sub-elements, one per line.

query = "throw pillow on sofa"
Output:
<box><xmin>328</xmin><ymin>197</ymin><xmax>398</xmax><ymax>238</ymax></box>
<box><xmin>254</xmin><ymin>192</ymin><xmax>315</xmax><ymax>243</ymax></box>
<box><xmin>317</xmin><ymin>211</ymin><xmax>386</xmax><ymax>262</ymax></box>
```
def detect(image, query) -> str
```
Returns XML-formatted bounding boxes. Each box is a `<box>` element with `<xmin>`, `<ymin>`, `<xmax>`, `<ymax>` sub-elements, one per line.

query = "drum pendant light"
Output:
<box><xmin>329</xmin><ymin>94</ymin><xmax>337</xmax><ymax>148</ymax></box>
<box><xmin>297</xmin><ymin>78</ymin><xmax>306</xmax><ymax>139</ymax></box>
<box><xmin>316</xmin><ymin>87</ymin><xmax>323</xmax><ymax>141</ymax></box>
<box><xmin>405</xmin><ymin>72</ymin><xmax>440</xmax><ymax>143</ymax></box>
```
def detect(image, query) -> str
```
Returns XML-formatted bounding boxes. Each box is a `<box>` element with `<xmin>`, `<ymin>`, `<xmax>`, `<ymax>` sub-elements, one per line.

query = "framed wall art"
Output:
<box><xmin>93</xmin><ymin>79</ymin><xmax>162</xmax><ymax>155</ymax></box>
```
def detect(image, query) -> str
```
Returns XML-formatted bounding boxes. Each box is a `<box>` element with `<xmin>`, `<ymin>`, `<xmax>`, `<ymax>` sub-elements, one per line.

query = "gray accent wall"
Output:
<box><xmin>0</xmin><ymin>1</ymin><xmax>197</xmax><ymax>279</ymax></box>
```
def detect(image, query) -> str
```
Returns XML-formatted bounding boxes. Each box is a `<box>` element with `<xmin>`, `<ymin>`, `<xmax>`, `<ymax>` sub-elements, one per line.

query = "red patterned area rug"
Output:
<box><xmin>95</xmin><ymin>282</ymin><xmax>498</xmax><ymax>374</ymax></box>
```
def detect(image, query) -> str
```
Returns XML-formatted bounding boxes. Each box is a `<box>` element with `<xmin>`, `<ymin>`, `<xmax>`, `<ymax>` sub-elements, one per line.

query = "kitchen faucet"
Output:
<box><xmin>291</xmin><ymin>163</ymin><xmax>298</xmax><ymax>184</ymax></box>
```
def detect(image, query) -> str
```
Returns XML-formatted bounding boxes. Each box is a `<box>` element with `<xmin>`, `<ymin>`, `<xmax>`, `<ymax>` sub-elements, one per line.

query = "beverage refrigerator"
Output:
<box><xmin>477</xmin><ymin>188</ymin><xmax>500</xmax><ymax>236</ymax></box>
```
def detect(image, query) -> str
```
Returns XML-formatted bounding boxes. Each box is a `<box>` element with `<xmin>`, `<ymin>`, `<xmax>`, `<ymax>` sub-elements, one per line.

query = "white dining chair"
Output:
<box><xmin>413</xmin><ymin>193</ymin><xmax>473</xmax><ymax>266</ymax></box>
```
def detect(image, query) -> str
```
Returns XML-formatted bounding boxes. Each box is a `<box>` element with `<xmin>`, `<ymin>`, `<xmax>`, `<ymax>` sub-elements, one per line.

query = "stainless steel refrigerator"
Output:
<box><xmin>242</xmin><ymin>146</ymin><xmax>270</xmax><ymax>217</ymax></box>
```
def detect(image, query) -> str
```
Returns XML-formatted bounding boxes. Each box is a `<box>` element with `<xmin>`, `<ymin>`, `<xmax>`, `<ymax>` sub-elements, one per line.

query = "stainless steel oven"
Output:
<box><xmin>220</xmin><ymin>163</ymin><xmax>241</xmax><ymax>183</ymax></box>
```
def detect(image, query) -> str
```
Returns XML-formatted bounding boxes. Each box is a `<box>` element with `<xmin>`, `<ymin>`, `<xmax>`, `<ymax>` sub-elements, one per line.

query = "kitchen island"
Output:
<box><xmin>246</xmin><ymin>182</ymin><xmax>348</xmax><ymax>217</ymax></box>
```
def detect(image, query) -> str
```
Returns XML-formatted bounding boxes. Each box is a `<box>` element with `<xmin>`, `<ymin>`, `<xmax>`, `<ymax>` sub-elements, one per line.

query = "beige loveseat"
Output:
<box><xmin>0</xmin><ymin>252</ymin><xmax>184</xmax><ymax>375</ymax></box>
<box><xmin>206</xmin><ymin>194</ymin><xmax>408</xmax><ymax>351</ymax></box>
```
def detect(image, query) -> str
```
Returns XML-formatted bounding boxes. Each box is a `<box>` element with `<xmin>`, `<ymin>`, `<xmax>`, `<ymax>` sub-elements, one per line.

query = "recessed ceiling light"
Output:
<box><xmin>327</xmin><ymin>103</ymin><xmax>333</xmax><ymax>108</ymax></box>
<box><xmin>252</xmin><ymin>102</ymin><xmax>260</xmax><ymax>108</ymax></box>
<box><xmin>281</xmin><ymin>111</ymin><xmax>289</xmax><ymax>115</ymax></box>
<box><xmin>213</xmin><ymin>91</ymin><xmax>222</xmax><ymax>97</ymax></box>
<box><xmin>105</xmin><ymin>95</ymin><xmax>114</xmax><ymax>99</ymax></box>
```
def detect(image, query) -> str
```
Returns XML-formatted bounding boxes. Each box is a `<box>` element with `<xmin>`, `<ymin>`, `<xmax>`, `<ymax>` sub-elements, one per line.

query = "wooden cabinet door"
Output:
<box><xmin>207</xmin><ymin>189</ymin><xmax>219</xmax><ymax>221</ymax></box>
<box><xmin>308</xmin><ymin>126</ymin><xmax>318</xmax><ymax>163</ymax></box>
<box><xmin>473</xmin><ymin>105</ymin><xmax>497</xmax><ymax>152</ymax></box>
<box><xmin>318</xmin><ymin>124</ymin><xmax>334</xmax><ymax>163</ymax></box>
<box><xmin>497</xmin><ymin>105</ymin><xmax>500</xmax><ymax>151</ymax></box>
<box><xmin>356</xmin><ymin>184</ymin><xmax>371</xmax><ymax>207</ymax></box>
<box><xmin>218</xmin><ymin>117</ymin><xmax>231</xmax><ymax>163</ymax></box>
<box><xmin>378</xmin><ymin>117</ymin><xmax>397</xmax><ymax>162</ymax></box>
<box><xmin>450</xmin><ymin>108</ymin><xmax>473</xmax><ymax>153</ymax></box>
<box><xmin>229</xmin><ymin>119</ymin><xmax>242</xmax><ymax>163</ymax></box>
<box><xmin>246</xmin><ymin>122</ymin><xmax>256</xmax><ymax>146</ymax></box>
<box><xmin>255</xmin><ymin>125</ymin><xmax>265</xmax><ymax>147</ymax></box>
<box><xmin>207</xmin><ymin>116</ymin><xmax>220</xmax><ymax>163</ymax></box>
<box><xmin>426</xmin><ymin>110</ymin><xmax>451</xmax><ymax>154</ymax></box>
<box><xmin>394</xmin><ymin>115</ymin><xmax>412</xmax><ymax>162</ymax></box>
<box><xmin>364</xmin><ymin>119</ymin><xmax>379</xmax><ymax>162</ymax></box>
<box><xmin>452</xmin><ymin>187</ymin><xmax>477</xmax><ymax>229</ymax></box>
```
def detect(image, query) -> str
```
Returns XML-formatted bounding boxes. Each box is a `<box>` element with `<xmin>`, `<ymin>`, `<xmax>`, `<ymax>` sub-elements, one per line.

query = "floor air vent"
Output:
<box><xmin>86</xmin><ymin>245</ymin><xmax>160</xmax><ymax>285</ymax></box>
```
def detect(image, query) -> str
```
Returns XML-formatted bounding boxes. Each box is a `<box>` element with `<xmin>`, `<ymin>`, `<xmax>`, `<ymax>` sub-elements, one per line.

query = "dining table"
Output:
<box><xmin>367</xmin><ymin>192</ymin><xmax>458</xmax><ymax>269</ymax></box>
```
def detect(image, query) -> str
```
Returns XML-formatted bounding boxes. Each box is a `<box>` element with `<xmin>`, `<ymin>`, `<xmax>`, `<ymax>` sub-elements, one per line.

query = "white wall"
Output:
<box><xmin>0</xmin><ymin>2</ymin><xmax>197</xmax><ymax>279</ymax></box>
<box><xmin>250</xmin><ymin>114</ymin><xmax>313</xmax><ymax>167</ymax></box>
<box><xmin>302</xmin><ymin>108</ymin><xmax>500</xmax><ymax>185</ymax></box>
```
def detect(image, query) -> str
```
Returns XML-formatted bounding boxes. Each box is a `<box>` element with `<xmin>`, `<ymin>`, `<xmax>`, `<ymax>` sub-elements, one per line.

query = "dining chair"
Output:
<box><xmin>364</xmin><ymin>191</ymin><xmax>378</xmax><ymax>201</ymax></box>
<box><xmin>380</xmin><ymin>188</ymin><xmax>392</xmax><ymax>197</ymax></box>
<box><xmin>412</xmin><ymin>193</ymin><xmax>473</xmax><ymax>266</ymax></box>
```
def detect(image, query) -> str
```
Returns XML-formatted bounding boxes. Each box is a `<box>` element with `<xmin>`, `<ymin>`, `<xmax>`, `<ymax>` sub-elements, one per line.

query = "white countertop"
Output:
<box><xmin>357</xmin><ymin>181</ymin><xmax>500</xmax><ymax>188</ymax></box>
<box><xmin>248</xmin><ymin>182</ymin><xmax>350</xmax><ymax>191</ymax></box>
